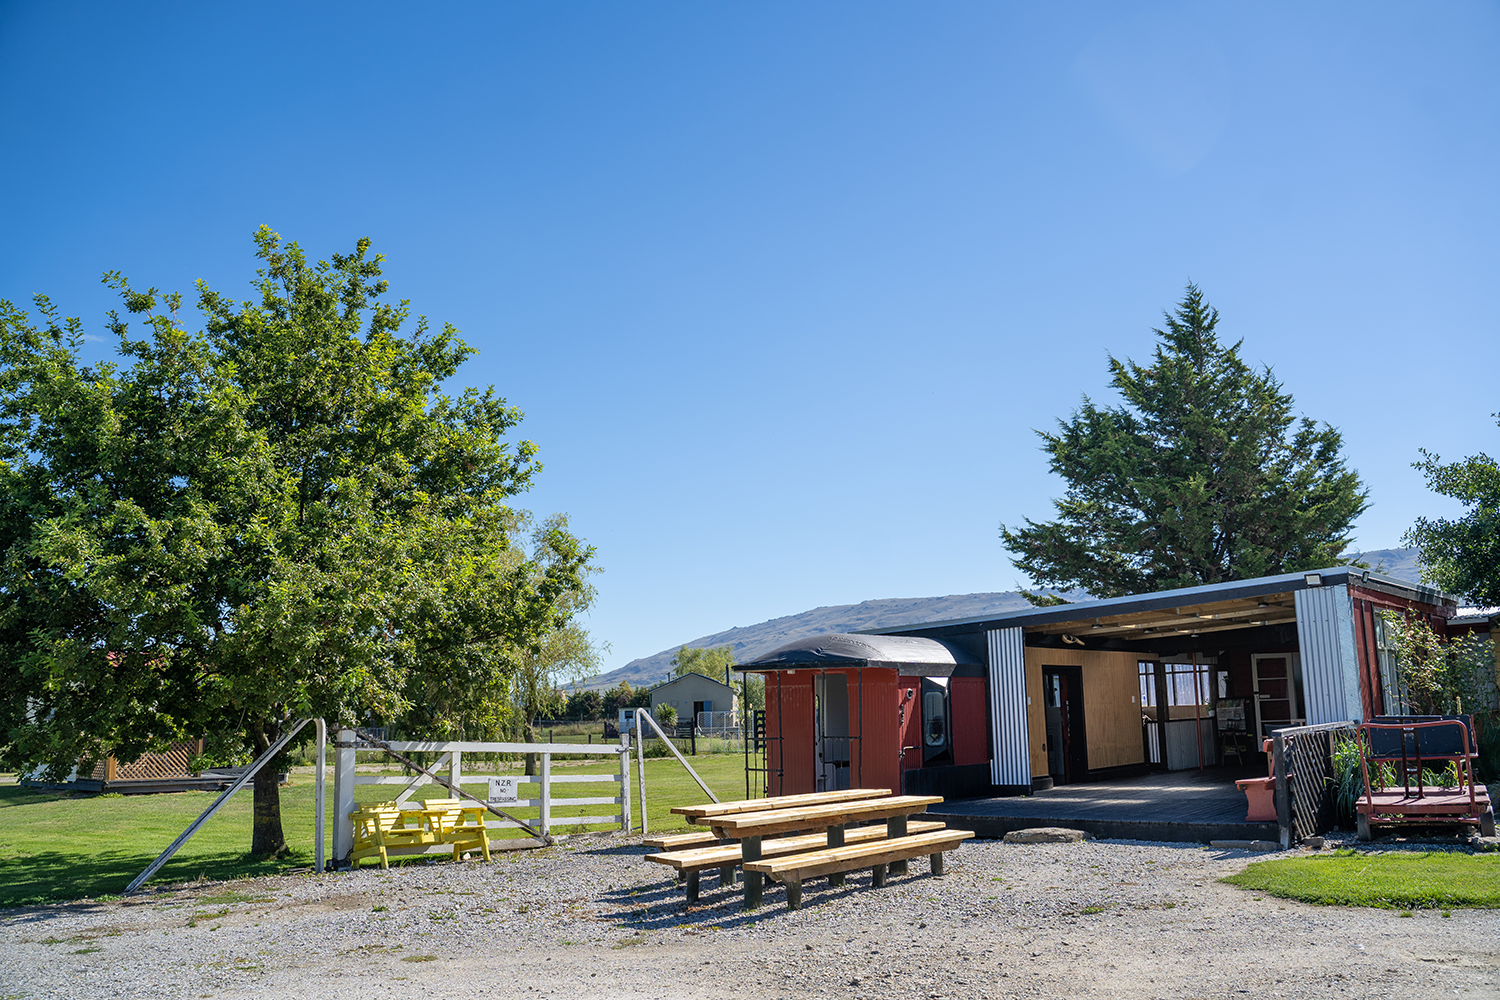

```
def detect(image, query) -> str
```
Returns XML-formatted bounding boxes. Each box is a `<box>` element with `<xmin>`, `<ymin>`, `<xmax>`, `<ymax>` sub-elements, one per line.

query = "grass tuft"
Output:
<box><xmin>1222</xmin><ymin>850</ymin><xmax>1500</xmax><ymax>909</ymax></box>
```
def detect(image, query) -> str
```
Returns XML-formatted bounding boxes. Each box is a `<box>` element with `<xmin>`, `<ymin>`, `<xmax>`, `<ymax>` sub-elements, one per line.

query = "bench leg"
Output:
<box><xmin>871</xmin><ymin>863</ymin><xmax>887</xmax><ymax>888</ymax></box>
<box><xmin>686</xmin><ymin>870</ymin><xmax>700</xmax><ymax>904</ymax></box>
<box><xmin>930</xmin><ymin>851</ymin><xmax>945</xmax><ymax>876</ymax></box>
<box><xmin>786</xmin><ymin>879</ymin><xmax>803</xmax><ymax>911</ymax></box>
<box><xmin>720</xmin><ymin>864</ymin><xmax>737</xmax><ymax>887</ymax></box>
<box><xmin>827</xmin><ymin>825</ymin><xmax>845</xmax><ymax>886</ymax></box>
<box><xmin>743</xmin><ymin>836</ymin><xmax>763</xmax><ymax>910</ymax></box>
<box><xmin>888</xmin><ymin>815</ymin><xmax>909</xmax><ymax>876</ymax></box>
<box><xmin>1356</xmin><ymin>813</ymin><xmax>1372</xmax><ymax>841</ymax></box>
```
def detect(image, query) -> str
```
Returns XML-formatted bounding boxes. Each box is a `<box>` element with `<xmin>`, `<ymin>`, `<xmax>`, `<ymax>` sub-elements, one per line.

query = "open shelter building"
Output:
<box><xmin>738</xmin><ymin>568</ymin><xmax>1493</xmax><ymax>839</ymax></box>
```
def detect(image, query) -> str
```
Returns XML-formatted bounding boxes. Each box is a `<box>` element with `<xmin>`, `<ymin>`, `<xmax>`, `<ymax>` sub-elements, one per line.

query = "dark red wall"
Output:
<box><xmin>952</xmin><ymin>677</ymin><xmax>988</xmax><ymax>767</ymax></box>
<box><xmin>765</xmin><ymin>672</ymin><xmax>814</xmax><ymax>796</ymax></box>
<box><xmin>762</xmin><ymin>667</ymin><xmax>985</xmax><ymax>795</ymax></box>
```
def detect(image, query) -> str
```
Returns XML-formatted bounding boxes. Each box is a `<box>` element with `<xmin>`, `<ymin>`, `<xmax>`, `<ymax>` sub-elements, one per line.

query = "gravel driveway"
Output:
<box><xmin>2</xmin><ymin>834</ymin><xmax>1496</xmax><ymax>999</ymax></box>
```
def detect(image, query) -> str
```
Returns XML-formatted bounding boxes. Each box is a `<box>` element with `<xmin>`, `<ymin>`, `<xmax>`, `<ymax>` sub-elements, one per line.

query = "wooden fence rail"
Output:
<box><xmin>332</xmin><ymin>732</ymin><xmax>631</xmax><ymax>864</ymax></box>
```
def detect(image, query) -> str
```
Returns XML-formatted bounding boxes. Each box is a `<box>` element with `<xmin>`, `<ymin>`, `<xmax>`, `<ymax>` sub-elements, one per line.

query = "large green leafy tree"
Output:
<box><xmin>1002</xmin><ymin>284</ymin><xmax>1368</xmax><ymax>598</ymax></box>
<box><xmin>0</xmin><ymin>228</ymin><xmax>590</xmax><ymax>855</ymax></box>
<box><xmin>1403</xmin><ymin>417</ymin><xmax>1500</xmax><ymax>607</ymax></box>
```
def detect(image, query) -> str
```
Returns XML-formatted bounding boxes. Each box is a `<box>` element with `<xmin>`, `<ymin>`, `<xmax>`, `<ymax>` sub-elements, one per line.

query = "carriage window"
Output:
<box><xmin>923</xmin><ymin>690</ymin><xmax>948</xmax><ymax>747</ymax></box>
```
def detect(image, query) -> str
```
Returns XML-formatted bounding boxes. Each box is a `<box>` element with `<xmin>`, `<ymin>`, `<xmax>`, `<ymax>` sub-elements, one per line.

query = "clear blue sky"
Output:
<box><xmin>2</xmin><ymin>3</ymin><xmax>1496</xmax><ymax>671</ymax></box>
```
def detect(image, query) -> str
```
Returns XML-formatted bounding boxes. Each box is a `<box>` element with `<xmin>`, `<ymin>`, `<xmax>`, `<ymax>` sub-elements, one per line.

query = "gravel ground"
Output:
<box><xmin>2</xmin><ymin>834</ymin><xmax>1497</xmax><ymax>1000</ymax></box>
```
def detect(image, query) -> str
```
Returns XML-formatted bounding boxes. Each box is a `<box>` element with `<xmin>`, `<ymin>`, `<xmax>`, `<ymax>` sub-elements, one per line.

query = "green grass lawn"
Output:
<box><xmin>0</xmin><ymin>751</ymin><xmax>749</xmax><ymax>908</ymax></box>
<box><xmin>1222</xmin><ymin>850</ymin><xmax>1500</xmax><ymax>909</ymax></box>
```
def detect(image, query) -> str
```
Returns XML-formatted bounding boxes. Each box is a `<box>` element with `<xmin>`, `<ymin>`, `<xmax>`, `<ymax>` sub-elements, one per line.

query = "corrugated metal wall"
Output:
<box><xmin>951</xmin><ymin>677</ymin><xmax>989</xmax><ymax>767</ymax></box>
<box><xmin>1294</xmin><ymin>584</ymin><xmax>1364</xmax><ymax>725</ymax></box>
<box><xmin>987</xmin><ymin>628</ymin><xmax>1032</xmax><ymax>787</ymax></box>
<box><xmin>767</xmin><ymin>673</ymin><xmax>815</xmax><ymax>795</ymax></box>
<box><xmin>854</xmin><ymin>669</ymin><xmax>900</xmax><ymax>793</ymax></box>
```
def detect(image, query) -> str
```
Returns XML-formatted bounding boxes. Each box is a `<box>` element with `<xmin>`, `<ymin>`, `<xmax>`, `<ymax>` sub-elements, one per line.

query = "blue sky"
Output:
<box><xmin>2</xmin><ymin>3</ymin><xmax>1497</xmax><ymax>671</ymax></box>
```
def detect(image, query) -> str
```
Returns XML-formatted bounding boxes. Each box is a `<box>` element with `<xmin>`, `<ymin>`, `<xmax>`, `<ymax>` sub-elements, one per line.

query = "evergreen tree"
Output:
<box><xmin>1001</xmin><ymin>284</ymin><xmax>1368</xmax><ymax>598</ymax></box>
<box><xmin>1403</xmin><ymin>416</ymin><xmax>1500</xmax><ymax>607</ymax></box>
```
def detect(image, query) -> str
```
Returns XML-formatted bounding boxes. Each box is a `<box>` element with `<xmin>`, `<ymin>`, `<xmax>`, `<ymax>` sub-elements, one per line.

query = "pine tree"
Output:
<box><xmin>1001</xmin><ymin>284</ymin><xmax>1368</xmax><ymax>599</ymax></box>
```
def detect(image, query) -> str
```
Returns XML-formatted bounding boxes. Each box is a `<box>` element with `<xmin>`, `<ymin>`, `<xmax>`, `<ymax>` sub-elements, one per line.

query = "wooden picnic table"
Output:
<box><xmin>705</xmin><ymin>794</ymin><xmax>943</xmax><ymax>908</ymax></box>
<box><xmin>672</xmin><ymin>788</ymin><xmax>892</xmax><ymax>824</ymax></box>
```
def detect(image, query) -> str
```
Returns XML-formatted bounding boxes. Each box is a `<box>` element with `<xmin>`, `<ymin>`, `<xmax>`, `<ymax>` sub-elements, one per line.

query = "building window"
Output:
<box><xmin>1372</xmin><ymin>614</ymin><xmax>1408</xmax><ymax>715</ymax></box>
<box><xmin>1141</xmin><ymin>659</ymin><xmax>1214</xmax><ymax>710</ymax></box>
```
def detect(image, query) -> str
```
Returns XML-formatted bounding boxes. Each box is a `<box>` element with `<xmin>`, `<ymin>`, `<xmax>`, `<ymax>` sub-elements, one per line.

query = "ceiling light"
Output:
<box><xmin>1091</xmin><ymin>623</ymin><xmax>1104</xmax><ymax>630</ymax></box>
<box><xmin>1257</xmin><ymin>601</ymin><xmax>1269</xmax><ymax>608</ymax></box>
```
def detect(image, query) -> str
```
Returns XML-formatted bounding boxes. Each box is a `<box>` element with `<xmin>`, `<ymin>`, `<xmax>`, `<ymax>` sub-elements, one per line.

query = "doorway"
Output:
<box><xmin>1042</xmin><ymin>666</ymin><xmax>1088</xmax><ymax>784</ymax></box>
<box><xmin>1251</xmin><ymin>654</ymin><xmax>1301</xmax><ymax>737</ymax></box>
<box><xmin>813</xmin><ymin>673</ymin><xmax>850</xmax><ymax>791</ymax></box>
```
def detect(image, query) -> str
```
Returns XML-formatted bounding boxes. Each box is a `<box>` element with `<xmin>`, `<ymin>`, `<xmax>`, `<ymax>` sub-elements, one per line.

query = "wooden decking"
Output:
<box><xmin>928</xmin><ymin>767</ymin><xmax>1279</xmax><ymax>844</ymax></box>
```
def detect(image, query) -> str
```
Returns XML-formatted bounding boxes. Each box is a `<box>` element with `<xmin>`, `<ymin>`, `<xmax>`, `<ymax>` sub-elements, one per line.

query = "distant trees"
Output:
<box><xmin>671</xmin><ymin>644</ymin><xmax>737</xmax><ymax>685</ymax></box>
<box><xmin>1404</xmin><ymin>415</ymin><xmax>1500</xmax><ymax>607</ymax></box>
<box><xmin>1002</xmin><ymin>284</ymin><xmax>1368</xmax><ymax>599</ymax></box>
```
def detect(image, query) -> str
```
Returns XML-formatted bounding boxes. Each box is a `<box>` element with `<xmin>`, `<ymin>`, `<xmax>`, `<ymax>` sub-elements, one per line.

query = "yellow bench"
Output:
<box><xmin>415</xmin><ymin>798</ymin><xmax>493</xmax><ymax>863</ymax></box>
<box><xmin>350</xmin><ymin>803</ymin><xmax>438</xmax><ymax>870</ymax></box>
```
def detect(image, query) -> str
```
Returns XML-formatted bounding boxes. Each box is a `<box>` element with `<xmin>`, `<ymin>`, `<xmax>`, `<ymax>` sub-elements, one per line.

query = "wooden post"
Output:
<box><xmin>930</xmin><ymin>851</ymin><xmax>945</xmax><ymax>876</ymax></box>
<box><xmin>449</xmin><ymin>751</ymin><xmax>462</xmax><ymax>798</ymax></box>
<box><xmin>333</xmin><ymin>729</ymin><xmax>357</xmax><ymax>864</ymax></box>
<box><xmin>618</xmin><ymin>748</ymin><xmax>631</xmax><ymax>833</ymax></box>
<box><xmin>872</xmin><ymin>863</ymin><xmax>887</xmax><ymax>888</ymax></box>
<box><xmin>1273</xmin><ymin>731</ymin><xmax>1292</xmax><ymax>849</ymax></box>
<box><xmin>314</xmin><ymin>719</ymin><xmax>326</xmax><ymax>873</ymax></box>
<box><xmin>743</xmin><ymin>835</ymin><xmax>763</xmax><ymax>909</ymax></box>
<box><xmin>786</xmin><ymin>879</ymin><xmax>802</xmax><ymax>910</ymax></box>
<box><xmin>686</xmin><ymin>870</ymin><xmax>700</xmax><ymax>903</ymax></box>
<box><xmin>719</xmin><ymin>864</ymin><xmax>736</xmax><ymax>886</ymax></box>
<box><xmin>827</xmin><ymin>825</ymin><xmax>846</xmax><ymax>886</ymax></box>
<box><xmin>540</xmin><ymin>753</ymin><xmax>552</xmax><ymax>837</ymax></box>
<box><xmin>888</xmin><ymin>814</ymin><xmax>909</xmax><ymax>876</ymax></box>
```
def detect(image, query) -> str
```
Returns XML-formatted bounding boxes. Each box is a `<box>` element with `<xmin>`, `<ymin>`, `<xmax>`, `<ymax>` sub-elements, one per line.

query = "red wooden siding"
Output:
<box><xmin>766</xmin><ymin>672</ymin><xmax>815</xmax><ymax>796</ymax></box>
<box><xmin>854</xmin><ymin>669</ymin><xmax>900</xmax><ymax>794</ymax></box>
<box><xmin>1348</xmin><ymin>584</ymin><xmax>1454</xmax><ymax>720</ymax></box>
<box><xmin>899</xmin><ymin>680</ymin><xmax>921</xmax><ymax>770</ymax></box>
<box><xmin>951</xmin><ymin>676</ymin><xmax>989</xmax><ymax>767</ymax></box>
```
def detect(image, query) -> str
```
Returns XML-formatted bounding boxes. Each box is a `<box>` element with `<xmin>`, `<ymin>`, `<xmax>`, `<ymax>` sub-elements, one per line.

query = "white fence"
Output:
<box><xmin>332</xmin><ymin>732</ymin><xmax>630</xmax><ymax>863</ymax></box>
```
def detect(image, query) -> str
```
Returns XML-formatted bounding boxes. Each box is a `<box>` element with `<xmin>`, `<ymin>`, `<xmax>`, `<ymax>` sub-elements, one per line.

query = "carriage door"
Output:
<box><xmin>814</xmin><ymin>673</ymin><xmax>850</xmax><ymax>791</ymax></box>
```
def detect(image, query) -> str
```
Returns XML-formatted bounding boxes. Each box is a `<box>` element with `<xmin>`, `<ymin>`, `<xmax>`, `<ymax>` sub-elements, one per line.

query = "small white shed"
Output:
<box><xmin>649</xmin><ymin>672</ymin><xmax>739</xmax><ymax>727</ymax></box>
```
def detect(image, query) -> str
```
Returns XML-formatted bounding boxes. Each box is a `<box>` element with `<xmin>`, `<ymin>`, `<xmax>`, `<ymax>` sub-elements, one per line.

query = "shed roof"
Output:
<box><xmin>869</xmin><ymin>567</ymin><xmax>1457</xmax><ymax>641</ymax></box>
<box><xmin>739</xmin><ymin>633</ymin><xmax>981</xmax><ymax>670</ymax></box>
<box><xmin>653</xmin><ymin>671</ymin><xmax>737</xmax><ymax>693</ymax></box>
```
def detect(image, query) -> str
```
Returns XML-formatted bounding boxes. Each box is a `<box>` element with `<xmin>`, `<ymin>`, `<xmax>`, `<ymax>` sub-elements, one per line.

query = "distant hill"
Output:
<box><xmin>581</xmin><ymin>546</ymin><xmax>1423</xmax><ymax>692</ymax></box>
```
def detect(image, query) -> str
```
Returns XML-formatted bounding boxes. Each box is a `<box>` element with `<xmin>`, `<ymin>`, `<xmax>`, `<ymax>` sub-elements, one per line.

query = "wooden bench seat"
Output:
<box><xmin>350</xmin><ymin>803</ymin><xmax>437</xmax><ymax>870</ymax></box>
<box><xmin>642</xmin><ymin>829</ymin><xmax>723</xmax><ymax>851</ymax></box>
<box><xmin>646</xmin><ymin>821</ymin><xmax>947</xmax><ymax>901</ymax></box>
<box><xmin>416</xmin><ymin>798</ymin><xmax>493</xmax><ymax>862</ymax></box>
<box><xmin>744</xmin><ymin>828</ymin><xmax>975</xmax><ymax>910</ymax></box>
<box><xmin>673</xmin><ymin>789</ymin><xmax>891</xmax><ymax>824</ymax></box>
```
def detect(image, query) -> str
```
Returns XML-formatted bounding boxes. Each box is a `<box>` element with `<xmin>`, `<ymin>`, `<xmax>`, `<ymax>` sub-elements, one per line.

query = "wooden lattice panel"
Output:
<box><xmin>86</xmin><ymin>740</ymin><xmax>203</xmax><ymax>782</ymax></box>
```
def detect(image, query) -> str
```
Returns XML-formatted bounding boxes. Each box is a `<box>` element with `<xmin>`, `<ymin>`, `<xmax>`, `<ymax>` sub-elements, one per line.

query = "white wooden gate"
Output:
<box><xmin>332</xmin><ymin>733</ymin><xmax>630</xmax><ymax>862</ymax></box>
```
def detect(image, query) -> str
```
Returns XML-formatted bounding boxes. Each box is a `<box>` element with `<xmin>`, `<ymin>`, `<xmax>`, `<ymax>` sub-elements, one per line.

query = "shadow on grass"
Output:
<box><xmin>0</xmin><ymin>848</ymin><xmax>316</xmax><ymax>910</ymax></box>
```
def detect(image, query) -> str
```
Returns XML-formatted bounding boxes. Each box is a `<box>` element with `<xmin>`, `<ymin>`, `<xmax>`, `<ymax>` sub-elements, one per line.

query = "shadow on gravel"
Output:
<box><xmin>596</xmin><ymin>868</ymin><xmax>920</xmax><ymax>931</ymax></box>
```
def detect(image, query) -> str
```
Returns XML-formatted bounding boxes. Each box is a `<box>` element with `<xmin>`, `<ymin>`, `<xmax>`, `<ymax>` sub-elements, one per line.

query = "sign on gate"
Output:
<box><xmin>487</xmin><ymin>776</ymin><xmax>520</xmax><ymax>804</ymax></box>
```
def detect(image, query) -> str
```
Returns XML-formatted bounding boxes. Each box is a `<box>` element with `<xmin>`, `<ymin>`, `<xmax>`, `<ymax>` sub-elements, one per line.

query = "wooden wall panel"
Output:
<box><xmin>1024</xmin><ymin>648</ymin><xmax>1146</xmax><ymax>773</ymax></box>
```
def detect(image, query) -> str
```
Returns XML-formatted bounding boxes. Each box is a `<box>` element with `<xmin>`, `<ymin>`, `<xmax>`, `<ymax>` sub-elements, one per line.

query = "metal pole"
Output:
<box><xmin>126</xmin><ymin>718</ymin><xmax>313</xmax><ymax>895</ymax></box>
<box><xmin>634</xmin><ymin>707</ymin><xmax>718</xmax><ymax>802</ymax></box>
<box><xmin>314</xmin><ymin>718</ymin><xmax>326</xmax><ymax>874</ymax></box>
<box><xmin>636</xmin><ymin>715</ymin><xmax>648</xmax><ymax>836</ymax></box>
<box><xmin>1192</xmin><ymin>652</ymin><xmax>1204</xmax><ymax>771</ymax></box>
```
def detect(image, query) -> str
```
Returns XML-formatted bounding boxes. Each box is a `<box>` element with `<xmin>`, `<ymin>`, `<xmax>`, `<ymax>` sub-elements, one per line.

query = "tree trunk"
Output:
<box><xmin>523</xmin><ymin>716</ymin><xmax>537</xmax><ymax>777</ymax></box>
<box><xmin>249</xmin><ymin>719</ymin><xmax>287</xmax><ymax>856</ymax></box>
